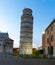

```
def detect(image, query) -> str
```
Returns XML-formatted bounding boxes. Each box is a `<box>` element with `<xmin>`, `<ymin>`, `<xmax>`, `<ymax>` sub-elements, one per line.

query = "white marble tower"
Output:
<box><xmin>19</xmin><ymin>8</ymin><xmax>33</xmax><ymax>54</ymax></box>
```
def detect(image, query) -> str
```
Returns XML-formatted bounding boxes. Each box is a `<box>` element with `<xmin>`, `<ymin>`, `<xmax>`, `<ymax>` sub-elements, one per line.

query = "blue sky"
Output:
<box><xmin>0</xmin><ymin>0</ymin><xmax>55</xmax><ymax>48</ymax></box>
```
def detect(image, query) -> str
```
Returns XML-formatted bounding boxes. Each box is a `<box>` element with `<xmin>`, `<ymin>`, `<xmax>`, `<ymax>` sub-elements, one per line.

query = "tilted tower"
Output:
<box><xmin>19</xmin><ymin>8</ymin><xmax>33</xmax><ymax>54</ymax></box>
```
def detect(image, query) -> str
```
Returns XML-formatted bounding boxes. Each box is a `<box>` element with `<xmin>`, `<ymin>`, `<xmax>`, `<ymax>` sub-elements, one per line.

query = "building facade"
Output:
<box><xmin>19</xmin><ymin>8</ymin><xmax>33</xmax><ymax>54</ymax></box>
<box><xmin>42</xmin><ymin>32</ymin><xmax>46</xmax><ymax>55</ymax></box>
<box><xmin>42</xmin><ymin>19</ymin><xmax>55</xmax><ymax>57</ymax></box>
<box><xmin>0</xmin><ymin>32</ymin><xmax>13</xmax><ymax>56</ymax></box>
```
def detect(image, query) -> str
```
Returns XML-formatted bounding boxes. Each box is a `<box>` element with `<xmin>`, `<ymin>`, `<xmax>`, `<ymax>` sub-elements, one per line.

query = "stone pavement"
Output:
<box><xmin>0</xmin><ymin>56</ymin><xmax>55</xmax><ymax>65</ymax></box>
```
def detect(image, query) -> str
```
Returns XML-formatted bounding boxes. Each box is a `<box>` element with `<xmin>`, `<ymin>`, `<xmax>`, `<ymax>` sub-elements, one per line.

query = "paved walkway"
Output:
<box><xmin>0</xmin><ymin>56</ymin><xmax>55</xmax><ymax>65</ymax></box>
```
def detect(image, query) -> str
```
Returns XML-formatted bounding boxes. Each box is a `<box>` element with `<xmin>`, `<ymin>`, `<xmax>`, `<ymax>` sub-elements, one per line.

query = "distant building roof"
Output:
<box><xmin>0</xmin><ymin>32</ymin><xmax>13</xmax><ymax>41</ymax></box>
<box><xmin>38</xmin><ymin>46</ymin><xmax>42</xmax><ymax>50</ymax></box>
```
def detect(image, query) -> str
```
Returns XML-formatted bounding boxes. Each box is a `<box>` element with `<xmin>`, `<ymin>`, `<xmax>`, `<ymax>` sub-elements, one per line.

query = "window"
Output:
<box><xmin>47</xmin><ymin>30</ymin><xmax>49</xmax><ymax>34</ymax></box>
<box><xmin>51</xmin><ymin>26</ymin><xmax>53</xmax><ymax>31</ymax></box>
<box><xmin>51</xmin><ymin>35</ymin><xmax>53</xmax><ymax>42</ymax></box>
<box><xmin>47</xmin><ymin>38</ymin><xmax>49</xmax><ymax>43</ymax></box>
<box><xmin>10</xmin><ymin>46</ymin><xmax>12</xmax><ymax>48</ymax></box>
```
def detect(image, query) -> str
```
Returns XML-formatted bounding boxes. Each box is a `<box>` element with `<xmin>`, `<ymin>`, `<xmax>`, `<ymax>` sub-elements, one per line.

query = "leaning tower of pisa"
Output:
<box><xmin>19</xmin><ymin>8</ymin><xmax>33</xmax><ymax>54</ymax></box>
